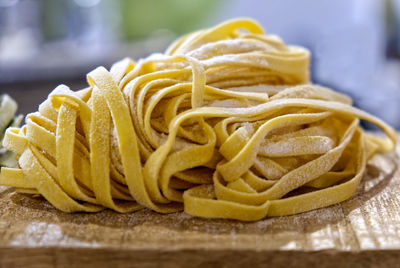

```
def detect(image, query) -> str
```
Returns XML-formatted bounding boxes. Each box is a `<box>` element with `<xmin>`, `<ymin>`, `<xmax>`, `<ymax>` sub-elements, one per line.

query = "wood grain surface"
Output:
<box><xmin>0</xmin><ymin>142</ymin><xmax>399</xmax><ymax>267</ymax></box>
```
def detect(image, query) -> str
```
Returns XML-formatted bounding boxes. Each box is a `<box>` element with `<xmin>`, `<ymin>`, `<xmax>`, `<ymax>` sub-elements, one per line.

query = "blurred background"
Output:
<box><xmin>0</xmin><ymin>0</ymin><xmax>399</xmax><ymax>128</ymax></box>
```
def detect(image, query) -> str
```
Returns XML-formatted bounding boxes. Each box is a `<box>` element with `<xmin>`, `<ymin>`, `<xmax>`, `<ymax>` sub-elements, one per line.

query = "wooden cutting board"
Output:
<box><xmin>0</xmin><ymin>142</ymin><xmax>399</xmax><ymax>268</ymax></box>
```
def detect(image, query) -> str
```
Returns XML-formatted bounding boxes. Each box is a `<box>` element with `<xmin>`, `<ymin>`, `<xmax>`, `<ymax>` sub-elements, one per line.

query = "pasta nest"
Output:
<box><xmin>1</xmin><ymin>18</ymin><xmax>396</xmax><ymax>221</ymax></box>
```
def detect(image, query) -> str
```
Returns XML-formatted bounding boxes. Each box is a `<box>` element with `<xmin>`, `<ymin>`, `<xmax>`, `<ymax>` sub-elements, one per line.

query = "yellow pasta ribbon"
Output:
<box><xmin>0</xmin><ymin>18</ymin><xmax>397</xmax><ymax>221</ymax></box>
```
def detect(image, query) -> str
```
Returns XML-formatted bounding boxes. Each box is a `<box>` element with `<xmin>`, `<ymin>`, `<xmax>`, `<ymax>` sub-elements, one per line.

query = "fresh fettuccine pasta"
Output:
<box><xmin>0</xmin><ymin>18</ymin><xmax>397</xmax><ymax>221</ymax></box>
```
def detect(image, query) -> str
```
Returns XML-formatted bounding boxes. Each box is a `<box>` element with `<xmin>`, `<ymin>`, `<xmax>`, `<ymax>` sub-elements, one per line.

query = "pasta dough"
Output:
<box><xmin>0</xmin><ymin>18</ymin><xmax>397</xmax><ymax>221</ymax></box>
